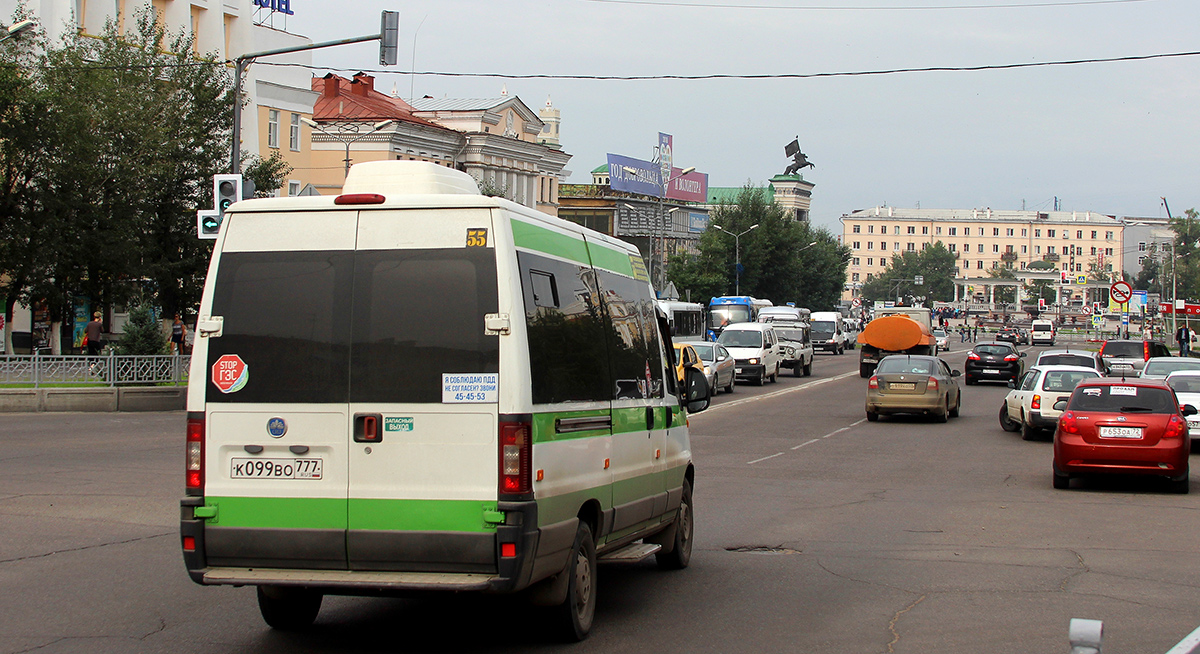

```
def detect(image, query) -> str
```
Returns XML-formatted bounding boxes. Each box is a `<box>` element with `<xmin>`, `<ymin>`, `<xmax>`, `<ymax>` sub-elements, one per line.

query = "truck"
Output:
<box><xmin>857</xmin><ymin>307</ymin><xmax>938</xmax><ymax>378</ymax></box>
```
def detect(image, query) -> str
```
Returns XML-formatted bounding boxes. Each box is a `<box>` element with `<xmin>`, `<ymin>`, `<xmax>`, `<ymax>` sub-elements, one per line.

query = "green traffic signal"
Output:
<box><xmin>201</xmin><ymin>215</ymin><xmax>222</xmax><ymax>234</ymax></box>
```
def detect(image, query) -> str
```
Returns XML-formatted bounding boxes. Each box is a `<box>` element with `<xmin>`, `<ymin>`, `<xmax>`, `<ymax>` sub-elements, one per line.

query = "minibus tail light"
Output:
<box><xmin>499</xmin><ymin>418</ymin><xmax>532</xmax><ymax>497</ymax></box>
<box><xmin>186</xmin><ymin>415</ymin><xmax>204</xmax><ymax>493</ymax></box>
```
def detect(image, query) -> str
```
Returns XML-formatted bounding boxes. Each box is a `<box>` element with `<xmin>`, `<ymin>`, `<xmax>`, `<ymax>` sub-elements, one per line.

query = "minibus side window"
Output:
<box><xmin>517</xmin><ymin>251</ymin><xmax>610</xmax><ymax>404</ymax></box>
<box><xmin>594</xmin><ymin>271</ymin><xmax>664</xmax><ymax>400</ymax></box>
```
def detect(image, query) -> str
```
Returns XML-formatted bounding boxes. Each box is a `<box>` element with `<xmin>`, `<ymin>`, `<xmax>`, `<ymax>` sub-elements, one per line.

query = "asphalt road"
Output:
<box><xmin>3</xmin><ymin>343</ymin><xmax>1200</xmax><ymax>653</ymax></box>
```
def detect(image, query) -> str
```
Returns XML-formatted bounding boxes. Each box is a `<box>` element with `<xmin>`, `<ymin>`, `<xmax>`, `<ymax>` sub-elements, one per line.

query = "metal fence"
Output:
<box><xmin>0</xmin><ymin>354</ymin><xmax>190</xmax><ymax>387</ymax></box>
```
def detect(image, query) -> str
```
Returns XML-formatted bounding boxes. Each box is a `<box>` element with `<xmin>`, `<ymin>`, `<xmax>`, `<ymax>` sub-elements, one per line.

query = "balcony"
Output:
<box><xmin>1000</xmin><ymin>251</ymin><xmax>1018</xmax><ymax>262</ymax></box>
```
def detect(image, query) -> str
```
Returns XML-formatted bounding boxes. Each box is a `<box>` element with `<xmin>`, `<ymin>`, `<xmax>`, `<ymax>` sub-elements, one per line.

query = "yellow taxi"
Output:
<box><xmin>674</xmin><ymin>343</ymin><xmax>707</xmax><ymax>389</ymax></box>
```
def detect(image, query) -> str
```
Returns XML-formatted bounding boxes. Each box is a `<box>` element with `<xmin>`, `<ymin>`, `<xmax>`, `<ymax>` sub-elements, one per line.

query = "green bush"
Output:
<box><xmin>116</xmin><ymin>306</ymin><xmax>168</xmax><ymax>355</ymax></box>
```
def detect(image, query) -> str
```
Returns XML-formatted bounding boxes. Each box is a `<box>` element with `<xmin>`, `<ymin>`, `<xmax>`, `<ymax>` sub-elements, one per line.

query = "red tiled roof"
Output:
<box><xmin>311</xmin><ymin>73</ymin><xmax>446</xmax><ymax>130</ymax></box>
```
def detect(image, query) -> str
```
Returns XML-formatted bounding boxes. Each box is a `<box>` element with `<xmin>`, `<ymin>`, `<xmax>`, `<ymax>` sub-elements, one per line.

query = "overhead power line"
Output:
<box><xmin>259</xmin><ymin>49</ymin><xmax>1200</xmax><ymax>81</ymax></box>
<box><xmin>580</xmin><ymin>0</ymin><xmax>1153</xmax><ymax>10</ymax></box>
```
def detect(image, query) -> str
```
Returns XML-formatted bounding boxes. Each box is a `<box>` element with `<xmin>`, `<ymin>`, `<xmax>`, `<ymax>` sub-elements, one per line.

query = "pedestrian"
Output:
<box><xmin>959</xmin><ymin>326</ymin><xmax>966</xmax><ymax>343</ymax></box>
<box><xmin>1177</xmin><ymin>324</ymin><xmax>1192</xmax><ymax>357</ymax></box>
<box><xmin>85</xmin><ymin>312</ymin><xmax>103</xmax><ymax>356</ymax></box>
<box><xmin>171</xmin><ymin>314</ymin><xmax>187</xmax><ymax>355</ymax></box>
<box><xmin>972</xmin><ymin>325</ymin><xmax>978</xmax><ymax>342</ymax></box>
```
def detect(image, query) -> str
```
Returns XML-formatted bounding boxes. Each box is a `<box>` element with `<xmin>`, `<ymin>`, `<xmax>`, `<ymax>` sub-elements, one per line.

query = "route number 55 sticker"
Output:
<box><xmin>466</xmin><ymin>228</ymin><xmax>488</xmax><ymax>247</ymax></box>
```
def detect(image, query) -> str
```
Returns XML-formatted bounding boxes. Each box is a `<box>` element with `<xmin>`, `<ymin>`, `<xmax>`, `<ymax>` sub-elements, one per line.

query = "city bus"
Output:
<box><xmin>708</xmin><ymin>296</ymin><xmax>772</xmax><ymax>337</ymax></box>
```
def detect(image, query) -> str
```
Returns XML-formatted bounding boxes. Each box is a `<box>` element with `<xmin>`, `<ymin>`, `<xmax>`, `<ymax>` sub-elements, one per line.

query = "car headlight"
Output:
<box><xmin>787</xmin><ymin>347</ymin><xmax>795</xmax><ymax>356</ymax></box>
<box><xmin>749</xmin><ymin>358</ymin><xmax>759</xmax><ymax>365</ymax></box>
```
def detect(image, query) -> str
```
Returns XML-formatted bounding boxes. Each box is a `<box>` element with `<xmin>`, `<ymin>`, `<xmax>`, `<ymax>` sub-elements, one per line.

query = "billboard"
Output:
<box><xmin>607</xmin><ymin>154</ymin><xmax>662</xmax><ymax>197</ymax></box>
<box><xmin>688</xmin><ymin>212</ymin><xmax>708</xmax><ymax>233</ymax></box>
<box><xmin>667</xmin><ymin>167</ymin><xmax>708</xmax><ymax>202</ymax></box>
<box><xmin>658</xmin><ymin>133</ymin><xmax>672</xmax><ymax>192</ymax></box>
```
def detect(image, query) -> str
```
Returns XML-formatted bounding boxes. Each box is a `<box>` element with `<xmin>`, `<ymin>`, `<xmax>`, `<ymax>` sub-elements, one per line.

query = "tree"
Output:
<box><xmin>243</xmin><ymin>150</ymin><xmax>293</xmax><ymax>198</ymax></box>
<box><xmin>985</xmin><ymin>266</ymin><xmax>1017</xmax><ymax>304</ymax></box>
<box><xmin>858</xmin><ymin>242</ymin><xmax>958</xmax><ymax>304</ymax></box>
<box><xmin>1170</xmin><ymin>209</ymin><xmax>1200</xmax><ymax>303</ymax></box>
<box><xmin>666</xmin><ymin>184</ymin><xmax>849</xmax><ymax>310</ymax></box>
<box><xmin>9</xmin><ymin>7</ymin><xmax>233</xmax><ymax>349</ymax></box>
<box><xmin>115</xmin><ymin>305</ymin><xmax>167</xmax><ymax>355</ymax></box>
<box><xmin>1024</xmin><ymin>260</ymin><xmax>1058</xmax><ymax>306</ymax></box>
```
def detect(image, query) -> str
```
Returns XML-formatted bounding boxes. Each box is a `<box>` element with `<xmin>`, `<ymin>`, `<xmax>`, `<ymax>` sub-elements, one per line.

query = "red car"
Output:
<box><xmin>1053</xmin><ymin>378</ymin><xmax>1196</xmax><ymax>493</ymax></box>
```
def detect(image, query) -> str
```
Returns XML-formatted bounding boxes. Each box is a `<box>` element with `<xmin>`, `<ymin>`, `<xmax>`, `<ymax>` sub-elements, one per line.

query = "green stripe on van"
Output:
<box><xmin>206</xmin><ymin>496</ymin><xmax>346</xmax><ymax>529</ymax></box>
<box><xmin>511</xmin><ymin>219</ymin><xmax>635</xmax><ymax>276</ymax></box>
<box><xmin>348</xmin><ymin>499</ymin><xmax>498</xmax><ymax>532</ymax></box>
<box><xmin>206</xmin><ymin>497</ymin><xmax>498</xmax><ymax>533</ymax></box>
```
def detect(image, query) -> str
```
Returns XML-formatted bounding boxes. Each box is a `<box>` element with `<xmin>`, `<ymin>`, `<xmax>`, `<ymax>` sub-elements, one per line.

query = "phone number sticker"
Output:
<box><xmin>442</xmin><ymin>373</ymin><xmax>498</xmax><ymax>403</ymax></box>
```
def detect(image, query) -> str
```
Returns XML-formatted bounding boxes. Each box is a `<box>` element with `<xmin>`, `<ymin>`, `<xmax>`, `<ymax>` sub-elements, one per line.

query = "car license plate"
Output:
<box><xmin>735</xmin><ymin>368</ymin><xmax>742</xmax><ymax>373</ymax></box>
<box><xmin>231</xmin><ymin>457</ymin><xmax>323</xmax><ymax>479</ymax></box>
<box><xmin>983</xmin><ymin>369</ymin><xmax>1000</xmax><ymax>374</ymax></box>
<box><xmin>1098</xmin><ymin>426</ymin><xmax>1142</xmax><ymax>439</ymax></box>
<box><xmin>889</xmin><ymin>383</ymin><xmax>915</xmax><ymax>390</ymax></box>
<box><xmin>1112</xmin><ymin>364</ymin><xmax>1133</xmax><ymax>370</ymax></box>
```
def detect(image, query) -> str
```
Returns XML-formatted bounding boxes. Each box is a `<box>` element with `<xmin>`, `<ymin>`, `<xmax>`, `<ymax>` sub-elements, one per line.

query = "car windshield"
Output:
<box><xmin>1068</xmin><ymin>385</ymin><xmax>1177</xmax><ymax>413</ymax></box>
<box><xmin>811</xmin><ymin>320</ymin><xmax>835</xmax><ymax>336</ymax></box>
<box><xmin>1143</xmin><ymin>359</ymin><xmax>1200</xmax><ymax>376</ymax></box>
<box><xmin>1167</xmin><ymin>376</ymin><xmax>1200</xmax><ymax>393</ymax></box>
<box><xmin>710</xmin><ymin>306</ymin><xmax>751</xmax><ymax>329</ymax></box>
<box><xmin>776</xmin><ymin>329</ymin><xmax>805</xmax><ymax>342</ymax></box>
<box><xmin>974</xmin><ymin>345</ymin><xmax>1012</xmax><ymax>356</ymax></box>
<box><xmin>689</xmin><ymin>344</ymin><xmax>715</xmax><ymax>361</ymax></box>
<box><xmin>876</xmin><ymin>358</ymin><xmax>934</xmax><ymax>374</ymax></box>
<box><xmin>717</xmin><ymin>330</ymin><xmax>763</xmax><ymax>348</ymax></box>
<box><xmin>1102</xmin><ymin>342</ymin><xmax>1143</xmax><ymax>358</ymax></box>
<box><xmin>1041</xmin><ymin>370</ymin><xmax>1099</xmax><ymax>391</ymax></box>
<box><xmin>1038</xmin><ymin>354</ymin><xmax>1096</xmax><ymax>368</ymax></box>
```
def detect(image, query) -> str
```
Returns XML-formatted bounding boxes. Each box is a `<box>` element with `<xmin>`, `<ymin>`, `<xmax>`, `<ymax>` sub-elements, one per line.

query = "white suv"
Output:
<box><xmin>717</xmin><ymin>323</ymin><xmax>783</xmax><ymax>385</ymax></box>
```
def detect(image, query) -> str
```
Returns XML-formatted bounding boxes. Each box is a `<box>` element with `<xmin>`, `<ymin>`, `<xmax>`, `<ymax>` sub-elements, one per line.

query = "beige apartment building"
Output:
<box><xmin>840</xmin><ymin>207</ymin><xmax>1125</xmax><ymax>300</ymax></box>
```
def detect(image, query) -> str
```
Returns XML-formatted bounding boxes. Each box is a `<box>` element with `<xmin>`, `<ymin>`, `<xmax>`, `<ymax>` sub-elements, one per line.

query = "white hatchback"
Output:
<box><xmin>717</xmin><ymin>322</ymin><xmax>783</xmax><ymax>386</ymax></box>
<box><xmin>1000</xmin><ymin>365</ymin><xmax>1102</xmax><ymax>440</ymax></box>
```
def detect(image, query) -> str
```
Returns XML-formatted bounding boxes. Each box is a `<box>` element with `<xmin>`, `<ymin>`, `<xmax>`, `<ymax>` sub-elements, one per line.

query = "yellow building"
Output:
<box><xmin>840</xmin><ymin>207</ymin><xmax>1125</xmax><ymax>301</ymax></box>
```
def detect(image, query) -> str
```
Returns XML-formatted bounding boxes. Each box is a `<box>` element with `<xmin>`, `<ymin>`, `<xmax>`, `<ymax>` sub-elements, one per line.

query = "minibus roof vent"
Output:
<box><xmin>341</xmin><ymin>161</ymin><xmax>481</xmax><ymax>197</ymax></box>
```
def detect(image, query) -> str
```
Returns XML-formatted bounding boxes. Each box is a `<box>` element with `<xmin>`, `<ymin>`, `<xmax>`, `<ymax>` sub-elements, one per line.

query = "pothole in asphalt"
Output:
<box><xmin>725</xmin><ymin>545</ymin><xmax>801</xmax><ymax>555</ymax></box>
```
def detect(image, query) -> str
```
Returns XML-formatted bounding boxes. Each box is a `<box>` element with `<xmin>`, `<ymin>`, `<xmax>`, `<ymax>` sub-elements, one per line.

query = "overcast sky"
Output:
<box><xmin>280</xmin><ymin>0</ymin><xmax>1198</xmax><ymax>232</ymax></box>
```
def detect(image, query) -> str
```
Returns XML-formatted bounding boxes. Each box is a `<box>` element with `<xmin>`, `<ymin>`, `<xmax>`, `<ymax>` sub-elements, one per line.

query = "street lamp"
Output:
<box><xmin>711</xmin><ymin>223</ymin><xmax>759</xmax><ymax>296</ymax></box>
<box><xmin>798</xmin><ymin>240</ymin><xmax>818</xmax><ymax>253</ymax></box>
<box><xmin>301</xmin><ymin>118</ymin><xmax>395</xmax><ymax>179</ymax></box>
<box><xmin>0</xmin><ymin>19</ymin><xmax>35</xmax><ymax>43</ymax></box>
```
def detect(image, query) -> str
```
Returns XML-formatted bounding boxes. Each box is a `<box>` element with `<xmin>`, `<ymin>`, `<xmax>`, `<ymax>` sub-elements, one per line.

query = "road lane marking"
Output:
<box><xmin>708</xmin><ymin>370</ymin><xmax>859</xmax><ymax>413</ymax></box>
<box><xmin>747</xmin><ymin>452</ymin><xmax>785</xmax><ymax>465</ymax></box>
<box><xmin>791</xmin><ymin>439</ymin><xmax>820</xmax><ymax>450</ymax></box>
<box><xmin>758</xmin><ymin>418</ymin><xmax>871</xmax><ymax>461</ymax></box>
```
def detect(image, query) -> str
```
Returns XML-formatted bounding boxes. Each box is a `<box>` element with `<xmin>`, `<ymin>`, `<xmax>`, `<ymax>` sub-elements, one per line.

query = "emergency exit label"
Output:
<box><xmin>442</xmin><ymin>373</ymin><xmax>498</xmax><ymax>403</ymax></box>
<box><xmin>211</xmin><ymin>354</ymin><xmax>248</xmax><ymax>394</ymax></box>
<box><xmin>384</xmin><ymin>417</ymin><xmax>414</xmax><ymax>432</ymax></box>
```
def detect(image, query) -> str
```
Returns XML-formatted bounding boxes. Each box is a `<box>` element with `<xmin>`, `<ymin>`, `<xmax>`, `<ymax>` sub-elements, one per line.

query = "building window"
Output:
<box><xmin>1090</xmin><ymin>247</ymin><xmax>1097</xmax><ymax>255</ymax></box>
<box><xmin>1139</xmin><ymin>256</ymin><xmax>1146</xmax><ymax>264</ymax></box>
<box><xmin>907</xmin><ymin>226</ymin><xmax>915</xmax><ymax>234</ymax></box>
<box><xmin>1021</xmin><ymin>245</ymin><xmax>1027</xmax><ymax>254</ymax></box>
<box><xmin>289</xmin><ymin>114</ymin><xmax>301</xmax><ymax>151</ymax></box>
<box><xmin>867</xmin><ymin>258</ymin><xmax>873</xmax><ymax>266</ymax></box>
<box><xmin>1035</xmin><ymin>246</ymin><xmax>1041</xmax><ymax>254</ymax></box>
<box><xmin>1021</xmin><ymin>228</ymin><xmax>1027</xmax><ymax>236</ymax></box>
<box><xmin>894</xmin><ymin>242</ymin><xmax>900</xmax><ymax>251</ymax></box>
<box><xmin>1006</xmin><ymin>228</ymin><xmax>1014</xmax><ymax>236</ymax></box>
<box><xmin>866</xmin><ymin>242</ymin><xmax>873</xmax><ymax>250</ymax></box>
<box><xmin>1048</xmin><ymin>246</ymin><xmax>1056</xmax><ymax>255</ymax></box>
<box><xmin>1020</xmin><ymin>261</ymin><xmax>1027</xmax><ymax>269</ymax></box>
<box><xmin>866</xmin><ymin>273</ymin><xmax>874</xmax><ymax>281</ymax></box>
<box><xmin>1048</xmin><ymin>229</ymin><xmax>1056</xmax><ymax>237</ymax></box>
<box><xmin>963</xmin><ymin>259</ymin><xmax>970</xmax><ymax>269</ymax></box>
<box><xmin>993</xmin><ymin>228</ymin><xmax>1000</xmax><ymax>236</ymax></box>
<box><xmin>1106</xmin><ymin>264</ymin><xmax>1113</xmax><ymax>271</ymax></box>
<box><xmin>853</xmin><ymin>224</ymin><xmax>861</xmax><ymax>233</ymax></box>
<box><xmin>949</xmin><ymin>244</ymin><xmax>957</xmax><ymax>252</ymax></box>
<box><xmin>288</xmin><ymin>180</ymin><xmax>300</xmax><ymax>196</ymax></box>
<box><xmin>907</xmin><ymin>242</ymin><xmax>915</xmax><ymax>251</ymax></box>
<box><xmin>977</xmin><ymin>260</ymin><xmax>983</xmax><ymax>269</ymax></box>
<box><xmin>1035</xmin><ymin>229</ymin><xmax>1041</xmax><ymax>238</ymax></box>
<box><xmin>993</xmin><ymin>244</ymin><xmax>1000</xmax><ymax>253</ymax></box>
<box><xmin>1105</xmin><ymin>248</ymin><xmax>1114</xmax><ymax>256</ymax></box>
<box><xmin>935</xmin><ymin>226</ymin><xmax>942</xmax><ymax>235</ymax></box>
<box><xmin>977</xmin><ymin>228</ymin><xmax>983</xmax><ymax>236</ymax></box>
<box><xmin>852</xmin><ymin>273</ymin><xmax>860</xmax><ymax>282</ymax></box>
<box><xmin>852</xmin><ymin>257</ymin><xmax>860</xmax><ymax>265</ymax></box>
<box><xmin>922</xmin><ymin>226</ymin><xmax>929</xmax><ymax>235</ymax></box>
<box><xmin>949</xmin><ymin>227</ymin><xmax>957</xmax><ymax>236</ymax></box>
<box><xmin>893</xmin><ymin>226</ymin><xmax>900</xmax><ymax>235</ymax></box>
<box><xmin>268</xmin><ymin>109</ymin><xmax>280</xmax><ymax>149</ymax></box>
<box><xmin>868</xmin><ymin>225</ymin><xmax>874</xmax><ymax>234</ymax></box>
<box><xmin>1138</xmin><ymin>242</ymin><xmax>1146</xmax><ymax>251</ymax></box>
<box><xmin>992</xmin><ymin>261</ymin><xmax>999</xmax><ymax>269</ymax></box>
<box><xmin>1006</xmin><ymin>245</ymin><xmax>1014</xmax><ymax>253</ymax></box>
<box><xmin>1106</xmin><ymin>231</ymin><xmax>1114</xmax><ymax>240</ymax></box>
<box><xmin>977</xmin><ymin>244</ymin><xmax>984</xmax><ymax>253</ymax></box>
<box><xmin>852</xmin><ymin>241</ymin><xmax>860</xmax><ymax>249</ymax></box>
<box><xmin>1091</xmin><ymin>230</ymin><xmax>1097</xmax><ymax>239</ymax></box>
<box><xmin>1077</xmin><ymin>230</ymin><xmax>1083</xmax><ymax>239</ymax></box>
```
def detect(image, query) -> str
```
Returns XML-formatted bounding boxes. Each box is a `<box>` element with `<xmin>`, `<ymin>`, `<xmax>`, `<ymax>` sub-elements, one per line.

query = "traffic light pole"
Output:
<box><xmin>229</xmin><ymin>12</ymin><xmax>398</xmax><ymax>174</ymax></box>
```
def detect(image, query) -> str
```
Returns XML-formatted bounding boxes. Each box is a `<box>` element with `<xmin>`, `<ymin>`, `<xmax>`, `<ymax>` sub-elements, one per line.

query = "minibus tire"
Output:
<box><xmin>257</xmin><ymin>586</ymin><xmax>322</xmax><ymax>631</ymax></box>
<box><xmin>656</xmin><ymin>479</ymin><xmax>693</xmax><ymax>570</ymax></box>
<box><xmin>557</xmin><ymin>523</ymin><xmax>597</xmax><ymax>641</ymax></box>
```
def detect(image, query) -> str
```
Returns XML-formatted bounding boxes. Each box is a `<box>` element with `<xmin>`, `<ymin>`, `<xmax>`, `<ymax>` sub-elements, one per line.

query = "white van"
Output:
<box><xmin>810</xmin><ymin>311</ymin><xmax>849</xmax><ymax>354</ymax></box>
<box><xmin>1031</xmin><ymin>319</ymin><xmax>1056</xmax><ymax>345</ymax></box>
<box><xmin>717</xmin><ymin>322</ymin><xmax>783</xmax><ymax>385</ymax></box>
<box><xmin>180</xmin><ymin>162</ymin><xmax>709</xmax><ymax>640</ymax></box>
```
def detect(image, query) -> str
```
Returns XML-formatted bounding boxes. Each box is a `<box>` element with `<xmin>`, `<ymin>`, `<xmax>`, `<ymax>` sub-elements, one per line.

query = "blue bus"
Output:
<box><xmin>708</xmin><ymin>296</ymin><xmax>772</xmax><ymax>338</ymax></box>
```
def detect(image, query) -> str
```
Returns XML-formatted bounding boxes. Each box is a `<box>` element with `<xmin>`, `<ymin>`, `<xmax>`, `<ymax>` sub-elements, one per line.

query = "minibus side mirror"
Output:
<box><xmin>684</xmin><ymin>368</ymin><xmax>710</xmax><ymax>413</ymax></box>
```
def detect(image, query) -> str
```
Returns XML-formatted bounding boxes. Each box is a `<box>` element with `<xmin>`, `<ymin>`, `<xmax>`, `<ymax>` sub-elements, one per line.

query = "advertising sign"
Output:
<box><xmin>607</xmin><ymin>154</ymin><xmax>662</xmax><ymax>197</ymax></box>
<box><xmin>666</xmin><ymin>168</ymin><xmax>709</xmax><ymax>203</ymax></box>
<box><xmin>658</xmin><ymin>133</ymin><xmax>672</xmax><ymax>192</ymax></box>
<box><xmin>1159</xmin><ymin>302</ymin><xmax>1200</xmax><ymax>316</ymax></box>
<box><xmin>688</xmin><ymin>212</ymin><xmax>708</xmax><ymax>233</ymax></box>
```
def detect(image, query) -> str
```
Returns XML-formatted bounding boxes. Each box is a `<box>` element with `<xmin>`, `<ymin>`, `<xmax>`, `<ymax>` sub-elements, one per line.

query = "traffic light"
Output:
<box><xmin>1060</xmin><ymin>271</ymin><xmax>1070</xmax><ymax>285</ymax></box>
<box><xmin>214</xmin><ymin>174</ymin><xmax>243</xmax><ymax>220</ymax></box>
<box><xmin>197</xmin><ymin>210</ymin><xmax>221</xmax><ymax>240</ymax></box>
<box><xmin>379</xmin><ymin>11</ymin><xmax>399</xmax><ymax>65</ymax></box>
